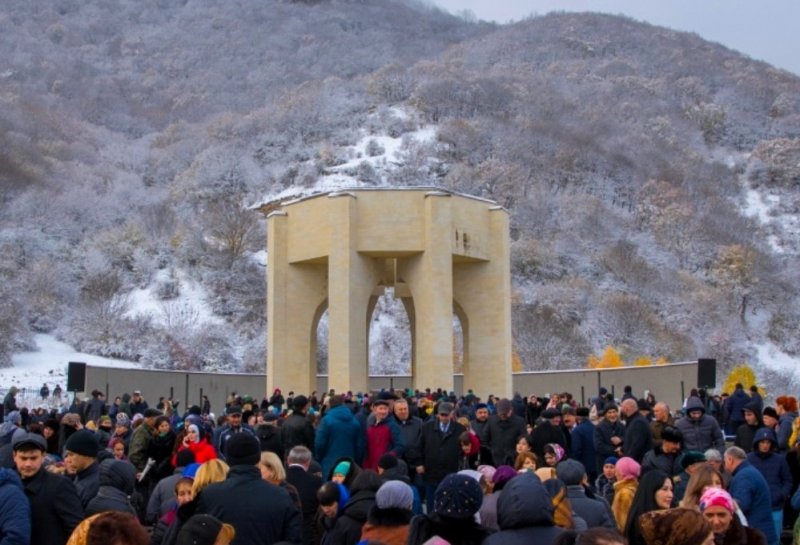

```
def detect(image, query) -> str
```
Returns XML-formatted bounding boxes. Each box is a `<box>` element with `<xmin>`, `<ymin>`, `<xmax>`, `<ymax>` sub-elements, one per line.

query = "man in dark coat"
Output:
<box><xmin>0</xmin><ymin>466</ymin><xmax>31</xmax><ymax>545</ymax></box>
<box><xmin>641</xmin><ymin>425</ymin><xmax>685</xmax><ymax>478</ymax></box>
<box><xmin>557</xmin><ymin>459</ymin><xmax>616</xmax><ymax>529</ymax></box>
<box><xmin>212</xmin><ymin>405</ymin><xmax>255</xmax><ymax>460</ymax></box>
<box><xmin>735</xmin><ymin>401</ymin><xmax>763</xmax><ymax>453</ymax></box>
<box><xmin>129</xmin><ymin>390</ymin><xmax>149</xmax><ymax>416</ymax></box>
<box><xmin>531</xmin><ymin>408</ymin><xmax>567</xmax><ymax>460</ymax></box>
<box><xmin>197</xmin><ymin>433</ymin><xmax>302</xmax><ymax>545</ymax></box>
<box><xmin>85</xmin><ymin>458</ymin><xmax>138</xmax><ymax>517</ymax></box>
<box><xmin>726</xmin><ymin>446</ymin><xmax>778</xmax><ymax>545</ymax></box>
<box><xmin>726</xmin><ymin>383</ymin><xmax>751</xmax><ymax>436</ymax></box>
<box><xmin>484</xmin><ymin>398</ymin><xmax>526</xmax><ymax>466</ymax></box>
<box><xmin>13</xmin><ymin>432</ymin><xmax>84</xmax><ymax>545</ymax></box>
<box><xmin>747</xmin><ymin>427</ymin><xmax>792</xmax><ymax>535</ymax></box>
<box><xmin>676</xmin><ymin>397</ymin><xmax>725</xmax><ymax>452</ymax></box>
<box><xmin>285</xmin><ymin>446</ymin><xmax>323</xmax><ymax>545</ymax></box>
<box><xmin>255</xmin><ymin>412</ymin><xmax>283</xmax><ymax>459</ymax></box>
<box><xmin>417</xmin><ymin>402</ymin><xmax>466</xmax><ymax>512</ymax></box>
<box><xmin>570</xmin><ymin>407</ymin><xmax>598</xmax><ymax>484</ymax></box>
<box><xmin>471</xmin><ymin>403</ymin><xmax>491</xmax><ymax>443</ymax></box>
<box><xmin>621</xmin><ymin>399</ymin><xmax>653</xmax><ymax>463</ymax></box>
<box><xmin>393</xmin><ymin>398</ymin><xmax>423</xmax><ymax>473</ymax></box>
<box><xmin>280</xmin><ymin>395</ymin><xmax>316</xmax><ymax>458</ymax></box>
<box><xmin>594</xmin><ymin>404</ymin><xmax>625</xmax><ymax>476</ymax></box>
<box><xmin>63</xmin><ymin>429</ymin><xmax>101</xmax><ymax>510</ymax></box>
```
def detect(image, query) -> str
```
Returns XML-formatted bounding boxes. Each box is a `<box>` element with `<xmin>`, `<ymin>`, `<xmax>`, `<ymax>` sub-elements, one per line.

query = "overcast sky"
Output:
<box><xmin>431</xmin><ymin>0</ymin><xmax>800</xmax><ymax>76</ymax></box>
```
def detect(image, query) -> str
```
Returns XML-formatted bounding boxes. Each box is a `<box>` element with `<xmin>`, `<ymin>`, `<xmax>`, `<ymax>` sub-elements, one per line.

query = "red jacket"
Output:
<box><xmin>172</xmin><ymin>437</ymin><xmax>217</xmax><ymax>466</ymax></box>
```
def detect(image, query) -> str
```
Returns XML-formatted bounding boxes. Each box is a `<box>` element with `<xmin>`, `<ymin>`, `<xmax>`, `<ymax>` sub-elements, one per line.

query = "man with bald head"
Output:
<box><xmin>650</xmin><ymin>402</ymin><xmax>674</xmax><ymax>448</ymax></box>
<box><xmin>621</xmin><ymin>398</ymin><xmax>652</xmax><ymax>463</ymax></box>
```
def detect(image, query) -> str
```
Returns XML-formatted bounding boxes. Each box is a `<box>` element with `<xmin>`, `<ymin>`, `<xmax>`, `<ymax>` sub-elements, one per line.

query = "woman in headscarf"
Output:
<box><xmin>699</xmin><ymin>487</ymin><xmax>767</xmax><ymax>545</ymax></box>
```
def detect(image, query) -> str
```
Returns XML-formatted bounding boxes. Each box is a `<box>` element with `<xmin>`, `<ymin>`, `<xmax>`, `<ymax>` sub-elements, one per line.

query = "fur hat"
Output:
<box><xmin>433</xmin><ymin>473</ymin><xmax>483</xmax><ymax>519</ymax></box>
<box><xmin>375</xmin><ymin>480</ymin><xmax>413</xmax><ymax>510</ymax></box>
<box><xmin>639</xmin><ymin>508</ymin><xmax>712</xmax><ymax>545</ymax></box>
<box><xmin>64</xmin><ymin>429</ymin><xmax>100</xmax><ymax>457</ymax></box>
<box><xmin>661</xmin><ymin>426</ymin><xmax>683</xmax><ymax>444</ymax></box>
<box><xmin>223</xmin><ymin>433</ymin><xmax>260</xmax><ymax>466</ymax></box>
<box><xmin>615</xmin><ymin>457</ymin><xmax>641</xmax><ymax>480</ymax></box>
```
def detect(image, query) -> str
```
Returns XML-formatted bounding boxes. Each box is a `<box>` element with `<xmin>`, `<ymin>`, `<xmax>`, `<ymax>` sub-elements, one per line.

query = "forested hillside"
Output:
<box><xmin>1</xmin><ymin>1</ymin><xmax>798</xmax><ymax>392</ymax></box>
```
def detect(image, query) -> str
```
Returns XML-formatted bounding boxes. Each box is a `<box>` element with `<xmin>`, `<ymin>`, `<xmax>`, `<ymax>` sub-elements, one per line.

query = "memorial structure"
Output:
<box><xmin>262</xmin><ymin>188</ymin><xmax>512</xmax><ymax>397</ymax></box>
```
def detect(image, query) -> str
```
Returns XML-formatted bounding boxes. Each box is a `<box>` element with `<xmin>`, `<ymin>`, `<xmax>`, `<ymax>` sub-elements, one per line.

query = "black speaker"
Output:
<box><xmin>67</xmin><ymin>362</ymin><xmax>87</xmax><ymax>392</ymax></box>
<box><xmin>697</xmin><ymin>358</ymin><xmax>717</xmax><ymax>389</ymax></box>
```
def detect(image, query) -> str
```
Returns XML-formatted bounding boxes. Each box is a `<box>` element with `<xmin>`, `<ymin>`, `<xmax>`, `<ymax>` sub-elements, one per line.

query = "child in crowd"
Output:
<box><xmin>151</xmin><ymin>477</ymin><xmax>195</xmax><ymax>545</ymax></box>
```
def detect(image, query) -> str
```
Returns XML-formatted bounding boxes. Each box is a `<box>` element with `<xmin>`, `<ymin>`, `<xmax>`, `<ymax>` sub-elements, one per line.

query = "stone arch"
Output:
<box><xmin>263</xmin><ymin>188</ymin><xmax>511</xmax><ymax>398</ymax></box>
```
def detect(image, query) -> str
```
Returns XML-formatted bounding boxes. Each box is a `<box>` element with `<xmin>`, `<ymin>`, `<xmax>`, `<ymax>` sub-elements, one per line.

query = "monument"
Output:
<box><xmin>262</xmin><ymin>187</ymin><xmax>512</xmax><ymax>398</ymax></box>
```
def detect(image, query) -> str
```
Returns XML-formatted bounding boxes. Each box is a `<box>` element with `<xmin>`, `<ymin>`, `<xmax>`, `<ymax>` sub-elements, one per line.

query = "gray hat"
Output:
<box><xmin>437</xmin><ymin>402</ymin><xmax>454</xmax><ymax>415</ymax></box>
<box><xmin>12</xmin><ymin>432</ymin><xmax>47</xmax><ymax>452</ymax></box>
<box><xmin>4</xmin><ymin>411</ymin><xmax>21</xmax><ymax>425</ymax></box>
<box><xmin>555</xmin><ymin>459</ymin><xmax>586</xmax><ymax>486</ymax></box>
<box><xmin>376</xmin><ymin>480</ymin><xmax>414</xmax><ymax>510</ymax></box>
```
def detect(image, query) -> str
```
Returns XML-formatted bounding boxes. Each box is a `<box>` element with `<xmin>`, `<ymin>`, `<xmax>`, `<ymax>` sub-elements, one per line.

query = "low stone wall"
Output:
<box><xmin>84</xmin><ymin>360</ymin><xmax>699</xmax><ymax>416</ymax></box>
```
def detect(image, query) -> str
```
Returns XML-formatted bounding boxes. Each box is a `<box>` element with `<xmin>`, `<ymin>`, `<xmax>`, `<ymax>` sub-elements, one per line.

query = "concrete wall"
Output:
<box><xmin>81</xmin><ymin>360</ymin><xmax>698</xmax><ymax>416</ymax></box>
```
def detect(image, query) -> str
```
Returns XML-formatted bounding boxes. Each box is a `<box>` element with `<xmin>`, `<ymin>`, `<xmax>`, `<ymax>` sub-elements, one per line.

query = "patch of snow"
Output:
<box><xmin>126</xmin><ymin>269</ymin><xmax>223</xmax><ymax>327</ymax></box>
<box><xmin>2</xmin><ymin>334</ymin><xmax>141</xmax><ymax>407</ymax></box>
<box><xmin>250</xmin><ymin>249</ymin><xmax>267</xmax><ymax>267</ymax></box>
<box><xmin>753</xmin><ymin>341</ymin><xmax>800</xmax><ymax>373</ymax></box>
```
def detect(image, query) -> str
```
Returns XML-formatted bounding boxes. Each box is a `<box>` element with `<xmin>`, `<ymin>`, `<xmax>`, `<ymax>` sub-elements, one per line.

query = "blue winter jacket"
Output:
<box><xmin>747</xmin><ymin>427</ymin><xmax>792</xmax><ymax>510</ymax></box>
<box><xmin>0</xmin><ymin>468</ymin><xmax>31</xmax><ymax>545</ymax></box>
<box><xmin>728</xmin><ymin>459</ymin><xmax>778</xmax><ymax>545</ymax></box>
<box><xmin>315</xmin><ymin>404</ymin><xmax>365</xmax><ymax>478</ymax></box>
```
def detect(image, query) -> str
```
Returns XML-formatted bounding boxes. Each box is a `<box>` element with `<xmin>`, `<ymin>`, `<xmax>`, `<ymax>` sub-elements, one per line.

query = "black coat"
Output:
<box><xmin>322</xmin><ymin>489</ymin><xmax>375</xmax><ymax>545</ymax></box>
<box><xmin>594</xmin><ymin>418</ymin><xmax>625</xmax><ymax>475</ymax></box>
<box><xmin>530</xmin><ymin>420</ymin><xmax>566</xmax><ymax>460</ymax></box>
<box><xmin>286</xmin><ymin>465</ymin><xmax>324</xmax><ymax>545</ymax></box>
<box><xmin>418</xmin><ymin>420</ymin><xmax>466</xmax><ymax>485</ymax></box>
<box><xmin>20</xmin><ymin>467</ymin><xmax>85</xmax><ymax>545</ymax></box>
<box><xmin>623</xmin><ymin>412</ymin><xmax>653</xmax><ymax>463</ymax></box>
<box><xmin>197</xmin><ymin>465</ymin><xmax>303</xmax><ymax>545</ymax></box>
<box><xmin>484</xmin><ymin>414</ymin><xmax>526</xmax><ymax>467</ymax></box>
<box><xmin>407</xmin><ymin>513</ymin><xmax>492</xmax><ymax>545</ymax></box>
<box><xmin>73</xmin><ymin>461</ymin><xmax>100</xmax><ymax>510</ymax></box>
<box><xmin>281</xmin><ymin>413</ymin><xmax>316</xmax><ymax>457</ymax></box>
<box><xmin>255</xmin><ymin>423</ymin><xmax>284</xmax><ymax>459</ymax></box>
<box><xmin>85</xmin><ymin>459</ymin><xmax>138</xmax><ymax>517</ymax></box>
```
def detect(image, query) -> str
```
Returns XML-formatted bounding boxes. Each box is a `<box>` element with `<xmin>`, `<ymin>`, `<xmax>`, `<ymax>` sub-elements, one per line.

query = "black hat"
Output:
<box><xmin>661</xmin><ymin>426</ymin><xmax>684</xmax><ymax>444</ymax></box>
<box><xmin>292</xmin><ymin>395</ymin><xmax>309</xmax><ymax>409</ymax></box>
<box><xmin>434</xmin><ymin>474</ymin><xmax>483</xmax><ymax>519</ymax></box>
<box><xmin>143</xmin><ymin>408</ymin><xmax>163</xmax><ymax>418</ymax></box>
<box><xmin>177</xmin><ymin>514</ymin><xmax>223</xmax><ymax>545</ymax></box>
<box><xmin>188</xmin><ymin>405</ymin><xmax>202</xmax><ymax>416</ymax></box>
<box><xmin>763</xmin><ymin>406</ymin><xmax>778</xmax><ymax>419</ymax></box>
<box><xmin>175</xmin><ymin>449</ymin><xmax>196</xmax><ymax>468</ymax></box>
<box><xmin>12</xmin><ymin>432</ymin><xmax>46</xmax><ymax>452</ymax></box>
<box><xmin>378</xmin><ymin>453</ymin><xmax>399</xmax><ymax>470</ymax></box>
<box><xmin>576</xmin><ymin>407</ymin><xmax>590</xmax><ymax>417</ymax></box>
<box><xmin>226</xmin><ymin>405</ymin><xmax>243</xmax><ymax>415</ymax></box>
<box><xmin>64</xmin><ymin>429</ymin><xmax>100</xmax><ymax>457</ymax></box>
<box><xmin>637</xmin><ymin>399</ymin><xmax>652</xmax><ymax>411</ymax></box>
<box><xmin>224</xmin><ymin>433</ymin><xmax>260</xmax><ymax>466</ymax></box>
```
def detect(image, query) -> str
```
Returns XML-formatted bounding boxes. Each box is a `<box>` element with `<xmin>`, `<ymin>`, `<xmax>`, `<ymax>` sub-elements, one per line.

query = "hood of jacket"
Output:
<box><xmin>743</xmin><ymin>401</ymin><xmax>763</xmax><ymax>425</ymax></box>
<box><xmin>326</xmin><ymin>404</ymin><xmax>357</xmax><ymax>423</ymax></box>
<box><xmin>752</xmin><ymin>427</ymin><xmax>777</xmax><ymax>450</ymax></box>
<box><xmin>496</xmin><ymin>473</ymin><xmax>555</xmax><ymax>529</ymax></box>
<box><xmin>342</xmin><ymin>490</ymin><xmax>376</xmax><ymax>522</ymax></box>
<box><xmin>99</xmin><ymin>458</ymin><xmax>136</xmax><ymax>494</ymax></box>
<box><xmin>684</xmin><ymin>397</ymin><xmax>705</xmax><ymax>415</ymax></box>
<box><xmin>0</xmin><ymin>467</ymin><xmax>23</xmax><ymax>491</ymax></box>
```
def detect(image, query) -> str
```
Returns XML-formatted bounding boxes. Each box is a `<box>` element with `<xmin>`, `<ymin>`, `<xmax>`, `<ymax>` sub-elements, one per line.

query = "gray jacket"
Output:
<box><xmin>675</xmin><ymin>398</ymin><xmax>725</xmax><ymax>452</ymax></box>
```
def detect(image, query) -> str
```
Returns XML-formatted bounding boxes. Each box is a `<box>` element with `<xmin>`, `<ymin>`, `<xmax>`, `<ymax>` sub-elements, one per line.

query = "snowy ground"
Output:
<box><xmin>1</xmin><ymin>334</ymin><xmax>141</xmax><ymax>409</ymax></box>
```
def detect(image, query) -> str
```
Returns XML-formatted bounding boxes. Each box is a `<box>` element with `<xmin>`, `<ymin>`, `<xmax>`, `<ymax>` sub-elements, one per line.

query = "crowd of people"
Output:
<box><xmin>0</xmin><ymin>381</ymin><xmax>798</xmax><ymax>545</ymax></box>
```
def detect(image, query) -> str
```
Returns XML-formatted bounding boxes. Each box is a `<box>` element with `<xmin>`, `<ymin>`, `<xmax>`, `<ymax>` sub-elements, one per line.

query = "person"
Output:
<box><xmin>66</xmin><ymin>511</ymin><xmax>150</xmax><ymax>545</ymax></box>
<box><xmin>416</xmin><ymin>401</ymin><xmax>466</xmax><ymax>512</ymax></box>
<box><xmin>259</xmin><ymin>451</ymin><xmax>302</xmax><ymax>514</ymax></box>
<box><xmin>128</xmin><ymin>408</ymin><xmax>162</xmax><ymax>472</ymax></box>
<box><xmin>552</xmin><ymin>527</ymin><xmax>627</xmax><ymax>545</ymax></box>
<box><xmin>85</xmin><ymin>458</ymin><xmax>138</xmax><ymax>517</ymax></box>
<box><xmin>212</xmin><ymin>405</ymin><xmax>254</xmax><ymax>460</ymax></box>
<box><xmin>173</xmin><ymin>423</ymin><xmax>217</xmax><ymax>466</ymax></box>
<box><xmin>725</xmin><ymin>384</ymin><xmax>751</xmax><ymax>436</ymax></box>
<box><xmin>678</xmin><ymin>464</ymin><xmax>724</xmax><ymax>509</ymax></box>
<box><xmin>594</xmin><ymin>404</ymin><xmax>625</xmax><ymax>477</ymax></box>
<box><xmin>0</xmin><ymin>465</ymin><xmax>31</xmax><ymax>545</ymax></box>
<box><xmin>641</xmin><ymin>425</ymin><xmax>684</xmax><ymax>478</ymax></box>
<box><xmin>471</xmin><ymin>402</ymin><xmax>491</xmax><ymax>443</ymax></box>
<box><xmin>699</xmin><ymin>487</ymin><xmax>767</xmax><ymax>545</ymax></box>
<box><xmin>557</xmin><ymin>459</ymin><xmax>616</xmax><ymax>529</ymax></box>
<box><xmin>735</xmin><ymin>402</ymin><xmax>763</xmax><ymax>453</ymax></box>
<box><xmin>148</xmin><ymin>450</ymin><xmax>196</xmax><ymax>523</ymax></box>
<box><xmin>623</xmin><ymin>469</ymin><xmax>674</xmax><ymax>545</ymax></box>
<box><xmin>570</xmin><ymin>407</ymin><xmax>598</xmax><ymax>484</ymax></box>
<box><xmin>531</xmin><ymin>408</ymin><xmax>567</xmax><ymax>460</ymax></box>
<box><xmin>775</xmin><ymin>396</ymin><xmax>798</xmax><ymax>452</ymax></box>
<box><xmin>254</xmin><ymin>411</ymin><xmax>283</xmax><ymax>458</ymax></box>
<box><xmin>482</xmin><ymin>471</ymin><xmax>566</xmax><ymax>545</ymax></box>
<box><xmin>63</xmin><ymin>429</ymin><xmax>101</xmax><ymax>510</ymax></box>
<box><xmin>40</xmin><ymin>383</ymin><xmax>50</xmax><ymax>399</ymax></box>
<box><xmin>53</xmin><ymin>384</ymin><xmax>63</xmax><ymax>400</ymax></box>
<box><xmin>611</xmin><ymin>457</ymin><xmax>640</xmax><ymax>532</ymax></box>
<box><xmin>392</xmin><ymin>398</ymin><xmax>423</xmax><ymax>478</ymax></box>
<box><xmin>84</xmin><ymin>390</ymin><xmax>107</xmax><ymax>425</ymax></box>
<box><xmin>129</xmin><ymin>390</ymin><xmax>149</xmax><ymax>416</ymax></box>
<box><xmin>746</xmin><ymin>427</ymin><xmax>791</xmax><ymax>541</ymax></box>
<box><xmin>285</xmin><ymin>446</ymin><xmax>324</xmax><ymax>545</ymax></box>
<box><xmin>407</xmin><ymin>473</ymin><xmax>491</xmax><ymax>545</ymax></box>
<box><xmin>543</xmin><ymin>443</ymin><xmax>566</xmax><ymax>467</ymax></box>
<box><xmin>13</xmin><ymin>432</ymin><xmax>84</xmax><ymax>545</ymax></box>
<box><xmin>650</xmin><ymin>402</ymin><xmax>675</xmax><ymax>448</ymax></box>
<box><xmin>676</xmin><ymin>397</ymin><xmax>725</xmax><ymax>453</ymax></box>
<box><xmin>362</xmin><ymin>399</ymin><xmax>404</xmax><ymax>471</ymax></box>
<box><xmin>596</xmin><ymin>456</ymin><xmax>618</xmax><ymax>505</ymax></box>
<box><xmin>638</xmin><ymin>507</ymin><xmax>714</xmax><ymax>545</ymax></box>
<box><xmin>176</xmin><ymin>514</ymin><xmax>235</xmax><ymax>545</ymax></box>
<box><xmin>484</xmin><ymin>398</ymin><xmax>527</xmax><ymax>466</ymax></box>
<box><xmin>725</xmin><ymin>446</ymin><xmax>778</xmax><ymax>545</ymax></box>
<box><xmin>2</xmin><ymin>387</ymin><xmax>18</xmax><ymax>417</ymax></box>
<box><xmin>280</xmin><ymin>395</ymin><xmax>316</xmax><ymax>457</ymax></box>
<box><xmin>323</xmin><ymin>470</ymin><xmax>382</xmax><ymax>545</ymax></box>
<box><xmin>671</xmin><ymin>450</ymin><xmax>706</xmax><ymax>506</ymax></box>
<box><xmin>358</xmin><ymin>479</ymin><xmax>414</xmax><ymax>545</ymax></box>
<box><xmin>315</xmin><ymin>395</ymin><xmax>364</xmax><ymax>479</ymax></box>
<box><xmin>196</xmin><ymin>433</ymin><xmax>302</xmax><ymax>545</ymax></box>
<box><xmin>148</xmin><ymin>416</ymin><xmax>178</xmax><ymax>484</ymax></box>
<box><xmin>621</xmin><ymin>399</ymin><xmax>653</xmax><ymax>463</ymax></box>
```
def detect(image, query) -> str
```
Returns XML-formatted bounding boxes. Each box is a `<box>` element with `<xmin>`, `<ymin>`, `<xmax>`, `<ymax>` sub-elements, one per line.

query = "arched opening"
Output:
<box><xmin>368</xmin><ymin>287</ymin><xmax>412</xmax><ymax>376</ymax></box>
<box><xmin>312</xmin><ymin>300</ymin><xmax>329</xmax><ymax>393</ymax></box>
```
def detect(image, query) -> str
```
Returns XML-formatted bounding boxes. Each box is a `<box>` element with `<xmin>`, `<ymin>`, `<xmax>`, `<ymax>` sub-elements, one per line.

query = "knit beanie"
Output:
<box><xmin>64</xmin><ymin>429</ymin><xmax>100</xmax><ymax>457</ymax></box>
<box><xmin>556</xmin><ymin>459</ymin><xmax>586</xmax><ymax>486</ymax></box>
<box><xmin>492</xmin><ymin>465</ymin><xmax>517</xmax><ymax>487</ymax></box>
<box><xmin>377</xmin><ymin>454</ymin><xmax>398</xmax><ymax>470</ymax></box>
<box><xmin>434</xmin><ymin>473</ymin><xmax>483</xmax><ymax>519</ymax></box>
<box><xmin>115</xmin><ymin>413</ymin><xmax>131</xmax><ymax>427</ymax></box>
<box><xmin>223</xmin><ymin>433</ymin><xmax>260</xmax><ymax>466</ymax></box>
<box><xmin>476</xmin><ymin>465</ymin><xmax>496</xmax><ymax>482</ymax></box>
<box><xmin>604</xmin><ymin>456</ymin><xmax>619</xmax><ymax>466</ymax></box>
<box><xmin>376</xmin><ymin>480</ymin><xmax>414</xmax><ymax>510</ymax></box>
<box><xmin>699</xmin><ymin>488</ymin><xmax>735</xmax><ymax>514</ymax></box>
<box><xmin>333</xmin><ymin>461</ymin><xmax>351</xmax><ymax>477</ymax></box>
<box><xmin>639</xmin><ymin>508</ymin><xmax>712</xmax><ymax>545</ymax></box>
<box><xmin>615</xmin><ymin>457</ymin><xmax>641</xmax><ymax>480</ymax></box>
